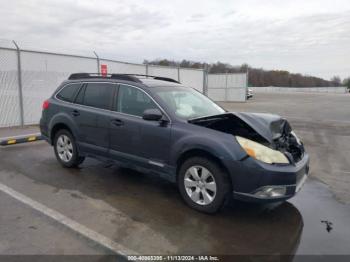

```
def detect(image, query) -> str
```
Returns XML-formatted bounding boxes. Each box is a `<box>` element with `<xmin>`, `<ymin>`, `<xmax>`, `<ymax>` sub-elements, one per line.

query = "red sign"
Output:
<box><xmin>101</xmin><ymin>64</ymin><xmax>108</xmax><ymax>77</ymax></box>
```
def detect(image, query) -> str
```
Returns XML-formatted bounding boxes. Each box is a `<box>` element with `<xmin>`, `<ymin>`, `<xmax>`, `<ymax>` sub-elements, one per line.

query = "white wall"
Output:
<box><xmin>179</xmin><ymin>68</ymin><xmax>204</xmax><ymax>92</ymax></box>
<box><xmin>207</xmin><ymin>73</ymin><xmax>247</xmax><ymax>102</ymax></box>
<box><xmin>250</xmin><ymin>86</ymin><xmax>347</xmax><ymax>94</ymax></box>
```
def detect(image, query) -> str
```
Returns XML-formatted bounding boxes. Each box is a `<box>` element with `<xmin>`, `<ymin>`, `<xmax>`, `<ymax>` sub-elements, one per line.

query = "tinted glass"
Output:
<box><xmin>56</xmin><ymin>83</ymin><xmax>81</xmax><ymax>102</ymax></box>
<box><xmin>75</xmin><ymin>86</ymin><xmax>85</xmax><ymax>104</ymax></box>
<box><xmin>117</xmin><ymin>85</ymin><xmax>157</xmax><ymax>117</ymax></box>
<box><xmin>83</xmin><ymin>83</ymin><xmax>114</xmax><ymax>110</ymax></box>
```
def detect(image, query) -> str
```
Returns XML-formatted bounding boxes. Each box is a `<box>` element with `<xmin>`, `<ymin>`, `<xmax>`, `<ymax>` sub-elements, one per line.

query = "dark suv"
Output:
<box><xmin>40</xmin><ymin>73</ymin><xmax>309</xmax><ymax>213</ymax></box>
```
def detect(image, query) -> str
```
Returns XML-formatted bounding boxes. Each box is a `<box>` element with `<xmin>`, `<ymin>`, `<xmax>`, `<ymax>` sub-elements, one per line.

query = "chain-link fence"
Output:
<box><xmin>0</xmin><ymin>46</ymin><xmax>21</xmax><ymax>127</ymax></box>
<box><xmin>0</xmin><ymin>40</ymin><xmax>251</xmax><ymax>127</ymax></box>
<box><xmin>0</xmin><ymin>40</ymin><xmax>208</xmax><ymax>128</ymax></box>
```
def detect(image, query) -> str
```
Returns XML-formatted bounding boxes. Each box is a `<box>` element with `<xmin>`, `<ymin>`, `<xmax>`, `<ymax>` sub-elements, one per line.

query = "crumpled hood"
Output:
<box><xmin>189</xmin><ymin>112</ymin><xmax>292</xmax><ymax>144</ymax></box>
<box><xmin>189</xmin><ymin>112</ymin><xmax>302</xmax><ymax>161</ymax></box>
<box><xmin>233</xmin><ymin>112</ymin><xmax>291</xmax><ymax>143</ymax></box>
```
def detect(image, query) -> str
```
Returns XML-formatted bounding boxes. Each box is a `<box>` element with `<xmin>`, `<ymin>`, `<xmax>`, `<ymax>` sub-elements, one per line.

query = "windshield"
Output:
<box><xmin>153</xmin><ymin>86</ymin><xmax>226</xmax><ymax>120</ymax></box>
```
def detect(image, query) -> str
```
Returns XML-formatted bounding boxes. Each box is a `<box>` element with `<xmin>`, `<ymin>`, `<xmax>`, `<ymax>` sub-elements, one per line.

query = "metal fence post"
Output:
<box><xmin>177</xmin><ymin>67</ymin><xmax>181</xmax><ymax>82</ymax></box>
<box><xmin>225</xmin><ymin>71</ymin><xmax>228</xmax><ymax>101</ymax></box>
<box><xmin>145</xmin><ymin>63</ymin><xmax>149</xmax><ymax>75</ymax></box>
<box><xmin>12</xmin><ymin>40</ymin><xmax>24</xmax><ymax>127</ymax></box>
<box><xmin>93</xmin><ymin>51</ymin><xmax>100</xmax><ymax>74</ymax></box>
<box><xmin>203</xmin><ymin>64</ymin><xmax>208</xmax><ymax>95</ymax></box>
<box><xmin>245</xmin><ymin>69</ymin><xmax>249</xmax><ymax>101</ymax></box>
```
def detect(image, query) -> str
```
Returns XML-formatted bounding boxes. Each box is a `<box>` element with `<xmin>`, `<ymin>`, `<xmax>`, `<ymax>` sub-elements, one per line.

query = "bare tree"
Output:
<box><xmin>144</xmin><ymin>59</ymin><xmax>337</xmax><ymax>87</ymax></box>
<box><xmin>331</xmin><ymin>76</ymin><xmax>342</xmax><ymax>86</ymax></box>
<box><xmin>343</xmin><ymin>77</ymin><xmax>350</xmax><ymax>91</ymax></box>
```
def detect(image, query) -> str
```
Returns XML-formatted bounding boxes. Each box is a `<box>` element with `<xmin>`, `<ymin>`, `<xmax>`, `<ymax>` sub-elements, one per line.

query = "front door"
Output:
<box><xmin>109</xmin><ymin>84</ymin><xmax>171</xmax><ymax>170</ymax></box>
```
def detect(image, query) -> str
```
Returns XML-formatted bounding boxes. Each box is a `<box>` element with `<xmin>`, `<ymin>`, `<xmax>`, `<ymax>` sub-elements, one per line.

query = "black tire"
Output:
<box><xmin>77</xmin><ymin>156</ymin><xmax>86</xmax><ymax>165</ymax></box>
<box><xmin>53</xmin><ymin>129</ymin><xmax>85</xmax><ymax>168</ymax></box>
<box><xmin>177</xmin><ymin>156</ymin><xmax>231</xmax><ymax>213</ymax></box>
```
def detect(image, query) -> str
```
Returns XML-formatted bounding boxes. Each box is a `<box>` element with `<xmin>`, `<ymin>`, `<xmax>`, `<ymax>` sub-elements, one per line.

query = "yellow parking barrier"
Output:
<box><xmin>0</xmin><ymin>133</ymin><xmax>42</xmax><ymax>146</ymax></box>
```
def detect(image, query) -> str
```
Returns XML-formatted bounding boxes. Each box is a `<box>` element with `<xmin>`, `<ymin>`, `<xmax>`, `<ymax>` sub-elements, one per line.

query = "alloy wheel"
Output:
<box><xmin>184</xmin><ymin>165</ymin><xmax>217</xmax><ymax>205</ymax></box>
<box><xmin>56</xmin><ymin>135</ymin><xmax>73</xmax><ymax>162</ymax></box>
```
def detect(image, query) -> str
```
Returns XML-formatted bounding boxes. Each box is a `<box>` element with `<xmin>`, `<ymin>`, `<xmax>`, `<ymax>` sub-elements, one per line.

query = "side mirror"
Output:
<box><xmin>142</xmin><ymin>108</ymin><xmax>163</xmax><ymax>121</ymax></box>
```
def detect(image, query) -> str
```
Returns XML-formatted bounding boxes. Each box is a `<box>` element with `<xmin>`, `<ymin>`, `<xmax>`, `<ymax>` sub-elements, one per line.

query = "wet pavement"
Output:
<box><xmin>290</xmin><ymin>179</ymin><xmax>350</xmax><ymax>255</ymax></box>
<box><xmin>0</xmin><ymin>191</ymin><xmax>109</xmax><ymax>255</ymax></box>
<box><xmin>0</xmin><ymin>141</ymin><xmax>350</xmax><ymax>256</ymax></box>
<box><xmin>0</xmin><ymin>92</ymin><xmax>349</xmax><ymax>257</ymax></box>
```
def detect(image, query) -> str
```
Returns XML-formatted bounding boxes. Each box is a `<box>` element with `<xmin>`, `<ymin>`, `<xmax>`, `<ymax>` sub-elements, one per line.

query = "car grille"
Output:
<box><xmin>275</xmin><ymin>132</ymin><xmax>305</xmax><ymax>163</ymax></box>
<box><xmin>289</xmin><ymin>144</ymin><xmax>304</xmax><ymax>163</ymax></box>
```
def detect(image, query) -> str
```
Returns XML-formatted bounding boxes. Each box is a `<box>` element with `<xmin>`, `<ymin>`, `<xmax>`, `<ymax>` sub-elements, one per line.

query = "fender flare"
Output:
<box><xmin>48</xmin><ymin>113</ymin><xmax>80</xmax><ymax>143</ymax></box>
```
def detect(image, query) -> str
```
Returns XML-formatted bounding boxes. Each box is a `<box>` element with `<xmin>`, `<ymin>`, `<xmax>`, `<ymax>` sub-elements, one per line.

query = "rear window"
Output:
<box><xmin>56</xmin><ymin>83</ymin><xmax>81</xmax><ymax>102</ymax></box>
<box><xmin>82</xmin><ymin>83</ymin><xmax>114</xmax><ymax>110</ymax></box>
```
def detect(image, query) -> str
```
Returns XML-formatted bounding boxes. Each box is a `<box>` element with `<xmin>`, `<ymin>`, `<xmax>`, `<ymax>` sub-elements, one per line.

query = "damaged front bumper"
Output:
<box><xmin>231</xmin><ymin>152</ymin><xmax>310</xmax><ymax>203</ymax></box>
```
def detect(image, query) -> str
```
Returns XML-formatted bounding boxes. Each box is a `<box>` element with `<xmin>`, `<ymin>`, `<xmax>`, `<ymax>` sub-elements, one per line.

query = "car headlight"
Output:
<box><xmin>236</xmin><ymin>136</ymin><xmax>289</xmax><ymax>164</ymax></box>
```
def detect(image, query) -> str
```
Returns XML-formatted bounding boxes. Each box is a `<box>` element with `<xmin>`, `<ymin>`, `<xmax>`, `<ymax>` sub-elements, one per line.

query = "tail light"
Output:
<box><xmin>42</xmin><ymin>100</ymin><xmax>50</xmax><ymax>110</ymax></box>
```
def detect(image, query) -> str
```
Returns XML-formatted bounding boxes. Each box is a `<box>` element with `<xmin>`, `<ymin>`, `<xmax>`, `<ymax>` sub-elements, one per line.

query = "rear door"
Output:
<box><xmin>73</xmin><ymin>82</ymin><xmax>116</xmax><ymax>157</ymax></box>
<box><xmin>109</xmin><ymin>84</ymin><xmax>171</xmax><ymax>171</ymax></box>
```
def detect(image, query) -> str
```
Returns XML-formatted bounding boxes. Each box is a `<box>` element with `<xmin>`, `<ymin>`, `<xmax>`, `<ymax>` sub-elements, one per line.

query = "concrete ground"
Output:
<box><xmin>0</xmin><ymin>125</ymin><xmax>39</xmax><ymax>138</ymax></box>
<box><xmin>0</xmin><ymin>92</ymin><xmax>349</xmax><ymax>257</ymax></box>
<box><xmin>0</xmin><ymin>191</ymin><xmax>110</xmax><ymax>255</ymax></box>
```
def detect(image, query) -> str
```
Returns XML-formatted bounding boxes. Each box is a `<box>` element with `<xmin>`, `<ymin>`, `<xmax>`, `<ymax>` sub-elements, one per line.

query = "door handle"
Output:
<box><xmin>71</xmin><ymin>110</ymin><xmax>80</xmax><ymax>117</ymax></box>
<box><xmin>111</xmin><ymin>119</ymin><xmax>124</xmax><ymax>126</ymax></box>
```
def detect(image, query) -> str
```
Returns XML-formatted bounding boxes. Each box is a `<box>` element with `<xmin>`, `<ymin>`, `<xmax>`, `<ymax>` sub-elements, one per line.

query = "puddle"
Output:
<box><xmin>289</xmin><ymin>178</ymin><xmax>350</xmax><ymax>255</ymax></box>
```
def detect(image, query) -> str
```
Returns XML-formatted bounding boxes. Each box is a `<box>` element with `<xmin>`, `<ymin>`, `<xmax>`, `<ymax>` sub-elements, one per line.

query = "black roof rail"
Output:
<box><xmin>153</xmin><ymin>76</ymin><xmax>180</xmax><ymax>83</ymax></box>
<box><xmin>68</xmin><ymin>73</ymin><xmax>180</xmax><ymax>84</ymax></box>
<box><xmin>68</xmin><ymin>73</ymin><xmax>97</xmax><ymax>80</ymax></box>
<box><xmin>110</xmin><ymin>74</ymin><xmax>142</xmax><ymax>83</ymax></box>
<box><xmin>119</xmin><ymin>74</ymin><xmax>180</xmax><ymax>84</ymax></box>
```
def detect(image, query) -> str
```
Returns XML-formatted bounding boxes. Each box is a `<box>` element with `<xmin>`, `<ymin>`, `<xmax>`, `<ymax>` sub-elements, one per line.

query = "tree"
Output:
<box><xmin>240</xmin><ymin>63</ymin><xmax>249</xmax><ymax>72</ymax></box>
<box><xmin>143</xmin><ymin>59</ymin><xmax>337</xmax><ymax>87</ymax></box>
<box><xmin>343</xmin><ymin>78</ymin><xmax>350</xmax><ymax>91</ymax></box>
<box><xmin>331</xmin><ymin>76</ymin><xmax>342</xmax><ymax>86</ymax></box>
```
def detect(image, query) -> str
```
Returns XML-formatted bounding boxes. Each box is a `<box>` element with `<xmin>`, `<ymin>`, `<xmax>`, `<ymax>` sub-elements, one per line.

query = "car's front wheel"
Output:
<box><xmin>53</xmin><ymin>129</ymin><xmax>85</xmax><ymax>168</ymax></box>
<box><xmin>178</xmin><ymin>157</ymin><xmax>231</xmax><ymax>213</ymax></box>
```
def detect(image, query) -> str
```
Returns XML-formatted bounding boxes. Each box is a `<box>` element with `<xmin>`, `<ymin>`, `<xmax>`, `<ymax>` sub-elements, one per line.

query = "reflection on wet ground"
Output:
<box><xmin>87</xmin><ymin>166</ymin><xmax>303</xmax><ymax>255</ymax></box>
<box><xmin>0</xmin><ymin>142</ymin><xmax>350</xmax><ymax>256</ymax></box>
<box><xmin>289</xmin><ymin>178</ymin><xmax>350</xmax><ymax>255</ymax></box>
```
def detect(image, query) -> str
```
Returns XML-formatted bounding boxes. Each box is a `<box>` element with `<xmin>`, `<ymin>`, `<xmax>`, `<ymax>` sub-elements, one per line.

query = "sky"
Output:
<box><xmin>0</xmin><ymin>0</ymin><xmax>349</xmax><ymax>80</ymax></box>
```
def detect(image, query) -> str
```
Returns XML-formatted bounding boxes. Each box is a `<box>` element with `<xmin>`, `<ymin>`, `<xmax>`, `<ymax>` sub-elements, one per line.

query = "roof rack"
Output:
<box><xmin>122</xmin><ymin>74</ymin><xmax>180</xmax><ymax>84</ymax></box>
<box><xmin>68</xmin><ymin>73</ymin><xmax>180</xmax><ymax>84</ymax></box>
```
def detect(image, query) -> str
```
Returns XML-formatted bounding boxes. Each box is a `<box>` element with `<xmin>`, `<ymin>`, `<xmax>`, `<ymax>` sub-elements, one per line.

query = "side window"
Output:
<box><xmin>83</xmin><ymin>83</ymin><xmax>114</xmax><ymax>110</ymax></box>
<box><xmin>117</xmin><ymin>85</ymin><xmax>158</xmax><ymax>117</ymax></box>
<box><xmin>75</xmin><ymin>86</ymin><xmax>85</xmax><ymax>105</ymax></box>
<box><xmin>56</xmin><ymin>83</ymin><xmax>81</xmax><ymax>102</ymax></box>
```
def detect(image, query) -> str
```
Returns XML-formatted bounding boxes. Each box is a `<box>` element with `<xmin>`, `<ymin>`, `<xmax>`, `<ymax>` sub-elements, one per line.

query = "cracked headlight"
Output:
<box><xmin>236</xmin><ymin>136</ymin><xmax>289</xmax><ymax>164</ymax></box>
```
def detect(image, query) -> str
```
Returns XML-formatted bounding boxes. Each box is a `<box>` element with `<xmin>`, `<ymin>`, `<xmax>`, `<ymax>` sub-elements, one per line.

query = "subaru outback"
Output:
<box><xmin>40</xmin><ymin>73</ymin><xmax>309</xmax><ymax>213</ymax></box>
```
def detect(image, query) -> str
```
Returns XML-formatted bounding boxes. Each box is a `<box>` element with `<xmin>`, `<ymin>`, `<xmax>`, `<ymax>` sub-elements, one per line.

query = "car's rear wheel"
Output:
<box><xmin>178</xmin><ymin>157</ymin><xmax>231</xmax><ymax>213</ymax></box>
<box><xmin>54</xmin><ymin>129</ymin><xmax>85</xmax><ymax>168</ymax></box>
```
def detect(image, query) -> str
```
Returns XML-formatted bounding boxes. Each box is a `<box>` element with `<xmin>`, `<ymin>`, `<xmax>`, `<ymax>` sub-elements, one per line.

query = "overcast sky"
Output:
<box><xmin>0</xmin><ymin>0</ymin><xmax>349</xmax><ymax>80</ymax></box>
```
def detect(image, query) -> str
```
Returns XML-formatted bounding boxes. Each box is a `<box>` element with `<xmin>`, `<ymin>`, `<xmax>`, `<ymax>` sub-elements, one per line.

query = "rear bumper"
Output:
<box><xmin>39</xmin><ymin>118</ymin><xmax>51</xmax><ymax>144</ymax></box>
<box><xmin>229</xmin><ymin>153</ymin><xmax>310</xmax><ymax>203</ymax></box>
